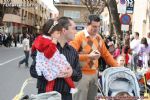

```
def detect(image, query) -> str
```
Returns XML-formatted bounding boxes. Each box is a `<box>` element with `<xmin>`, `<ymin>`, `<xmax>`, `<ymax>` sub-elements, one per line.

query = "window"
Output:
<box><xmin>74</xmin><ymin>0</ymin><xmax>80</xmax><ymax>5</ymax></box>
<box><xmin>64</xmin><ymin>10</ymin><xmax>80</xmax><ymax>19</ymax></box>
<box><xmin>3</xmin><ymin>0</ymin><xmax>12</xmax><ymax>3</ymax></box>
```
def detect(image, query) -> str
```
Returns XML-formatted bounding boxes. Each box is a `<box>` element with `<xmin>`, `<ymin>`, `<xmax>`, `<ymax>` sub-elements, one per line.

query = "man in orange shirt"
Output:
<box><xmin>70</xmin><ymin>15</ymin><xmax>118</xmax><ymax>100</ymax></box>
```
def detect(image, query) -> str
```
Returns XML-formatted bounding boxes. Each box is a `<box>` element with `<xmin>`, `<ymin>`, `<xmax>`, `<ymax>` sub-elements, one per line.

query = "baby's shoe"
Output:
<box><xmin>70</xmin><ymin>88</ymin><xmax>78</xmax><ymax>94</ymax></box>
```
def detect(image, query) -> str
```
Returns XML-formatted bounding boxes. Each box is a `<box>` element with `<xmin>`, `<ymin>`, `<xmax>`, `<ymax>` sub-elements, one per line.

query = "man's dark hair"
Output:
<box><xmin>42</xmin><ymin>19</ymin><xmax>62</xmax><ymax>36</ymax></box>
<box><xmin>87</xmin><ymin>14</ymin><xmax>100</xmax><ymax>25</ymax></box>
<box><xmin>135</xmin><ymin>32</ymin><xmax>139</xmax><ymax>37</ymax></box>
<box><xmin>57</xmin><ymin>16</ymin><xmax>72</xmax><ymax>30</ymax></box>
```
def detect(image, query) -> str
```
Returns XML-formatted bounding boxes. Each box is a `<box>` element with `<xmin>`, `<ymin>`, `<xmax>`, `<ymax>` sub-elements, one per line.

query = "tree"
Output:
<box><xmin>81</xmin><ymin>0</ymin><xmax>122</xmax><ymax>43</ymax></box>
<box><xmin>81</xmin><ymin>0</ymin><xmax>105</xmax><ymax>15</ymax></box>
<box><xmin>106</xmin><ymin>0</ymin><xmax>122</xmax><ymax>43</ymax></box>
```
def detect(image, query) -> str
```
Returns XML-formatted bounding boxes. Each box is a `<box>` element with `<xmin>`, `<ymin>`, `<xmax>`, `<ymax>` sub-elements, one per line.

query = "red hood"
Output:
<box><xmin>32</xmin><ymin>35</ymin><xmax>56</xmax><ymax>59</ymax></box>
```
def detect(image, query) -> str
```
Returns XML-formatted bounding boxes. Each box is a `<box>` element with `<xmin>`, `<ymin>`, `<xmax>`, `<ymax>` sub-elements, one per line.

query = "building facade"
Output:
<box><xmin>100</xmin><ymin>7</ymin><xmax>110</xmax><ymax>35</ymax></box>
<box><xmin>0</xmin><ymin>0</ymin><xmax>53</xmax><ymax>34</ymax></box>
<box><xmin>101</xmin><ymin>0</ymin><xmax>150</xmax><ymax>37</ymax></box>
<box><xmin>132</xmin><ymin>0</ymin><xmax>150</xmax><ymax>37</ymax></box>
<box><xmin>55</xmin><ymin>0</ymin><xmax>90</xmax><ymax>27</ymax></box>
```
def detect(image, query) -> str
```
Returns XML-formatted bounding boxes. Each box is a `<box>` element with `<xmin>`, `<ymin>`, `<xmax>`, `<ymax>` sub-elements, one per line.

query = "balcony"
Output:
<box><xmin>59</xmin><ymin>0</ymin><xmax>73</xmax><ymax>4</ymax></box>
<box><xmin>56</xmin><ymin>0</ymin><xmax>81</xmax><ymax>5</ymax></box>
<box><xmin>4</xmin><ymin>6</ymin><xmax>20</xmax><ymax>16</ymax></box>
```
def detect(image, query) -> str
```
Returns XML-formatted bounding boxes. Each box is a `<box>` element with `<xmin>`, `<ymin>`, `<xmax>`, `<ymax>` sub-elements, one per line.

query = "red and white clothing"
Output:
<box><xmin>32</xmin><ymin>35</ymin><xmax>76</xmax><ymax>93</ymax></box>
<box><xmin>36</xmin><ymin>50</ymin><xmax>70</xmax><ymax>80</ymax></box>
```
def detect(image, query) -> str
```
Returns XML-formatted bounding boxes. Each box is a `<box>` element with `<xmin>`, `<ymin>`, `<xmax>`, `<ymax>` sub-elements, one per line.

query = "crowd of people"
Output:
<box><xmin>100</xmin><ymin>31</ymin><xmax>150</xmax><ymax>71</ymax></box>
<box><xmin>17</xmin><ymin>15</ymin><xmax>150</xmax><ymax>100</ymax></box>
<box><xmin>0</xmin><ymin>32</ymin><xmax>36</xmax><ymax>48</ymax></box>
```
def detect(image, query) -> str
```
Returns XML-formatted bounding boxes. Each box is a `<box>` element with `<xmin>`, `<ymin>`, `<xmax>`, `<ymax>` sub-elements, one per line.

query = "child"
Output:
<box><xmin>117</xmin><ymin>55</ymin><xmax>125</xmax><ymax>67</ymax></box>
<box><xmin>32</xmin><ymin>19</ymin><xmax>77</xmax><ymax>94</ymax></box>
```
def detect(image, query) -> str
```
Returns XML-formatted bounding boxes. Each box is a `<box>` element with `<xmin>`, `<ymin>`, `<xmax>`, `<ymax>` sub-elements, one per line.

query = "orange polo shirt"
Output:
<box><xmin>70</xmin><ymin>30</ymin><xmax>118</xmax><ymax>74</ymax></box>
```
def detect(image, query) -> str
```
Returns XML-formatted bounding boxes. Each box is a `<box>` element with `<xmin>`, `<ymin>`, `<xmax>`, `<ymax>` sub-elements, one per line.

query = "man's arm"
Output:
<box><xmin>99</xmin><ymin>38</ymin><xmax>118</xmax><ymax>67</ymax></box>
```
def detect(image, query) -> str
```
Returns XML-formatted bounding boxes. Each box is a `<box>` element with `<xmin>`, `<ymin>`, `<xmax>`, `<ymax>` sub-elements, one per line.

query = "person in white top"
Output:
<box><xmin>18</xmin><ymin>34</ymin><xmax>30</xmax><ymax>67</ymax></box>
<box><xmin>130</xmin><ymin>32</ymin><xmax>140</xmax><ymax>71</ymax></box>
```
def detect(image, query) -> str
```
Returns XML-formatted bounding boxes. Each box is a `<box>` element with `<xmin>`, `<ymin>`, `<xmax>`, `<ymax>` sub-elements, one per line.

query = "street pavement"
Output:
<box><xmin>0</xmin><ymin>46</ymin><xmax>37</xmax><ymax>100</ymax></box>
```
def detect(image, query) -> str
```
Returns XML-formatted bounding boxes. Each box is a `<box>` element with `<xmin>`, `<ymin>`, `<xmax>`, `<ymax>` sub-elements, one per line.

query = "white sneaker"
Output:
<box><xmin>70</xmin><ymin>88</ymin><xmax>78</xmax><ymax>94</ymax></box>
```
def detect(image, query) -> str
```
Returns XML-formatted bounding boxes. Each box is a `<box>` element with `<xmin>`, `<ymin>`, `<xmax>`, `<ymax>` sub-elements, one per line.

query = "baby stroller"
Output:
<box><xmin>13</xmin><ymin>77</ymin><xmax>61</xmax><ymax>100</ymax></box>
<box><xmin>98</xmin><ymin>67</ymin><xmax>141</xmax><ymax>100</ymax></box>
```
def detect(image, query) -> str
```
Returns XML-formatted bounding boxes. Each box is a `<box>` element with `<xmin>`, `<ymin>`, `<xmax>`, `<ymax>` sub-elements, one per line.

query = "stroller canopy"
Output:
<box><xmin>101</xmin><ymin>67</ymin><xmax>140</xmax><ymax>97</ymax></box>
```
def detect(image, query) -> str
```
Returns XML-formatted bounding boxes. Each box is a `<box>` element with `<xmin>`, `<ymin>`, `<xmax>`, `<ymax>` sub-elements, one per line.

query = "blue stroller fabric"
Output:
<box><xmin>100</xmin><ymin>67</ymin><xmax>140</xmax><ymax>98</ymax></box>
<box><xmin>30</xmin><ymin>91</ymin><xmax>61</xmax><ymax>100</ymax></box>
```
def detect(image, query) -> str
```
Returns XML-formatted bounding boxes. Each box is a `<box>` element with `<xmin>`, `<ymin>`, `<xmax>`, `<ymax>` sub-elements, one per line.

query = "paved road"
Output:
<box><xmin>0</xmin><ymin>47</ymin><xmax>37</xmax><ymax>100</ymax></box>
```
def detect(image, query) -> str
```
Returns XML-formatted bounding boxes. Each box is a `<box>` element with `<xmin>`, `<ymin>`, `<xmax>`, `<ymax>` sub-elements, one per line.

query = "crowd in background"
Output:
<box><xmin>99</xmin><ymin>32</ymin><xmax>150</xmax><ymax>72</ymax></box>
<box><xmin>0</xmin><ymin>32</ymin><xmax>38</xmax><ymax>48</ymax></box>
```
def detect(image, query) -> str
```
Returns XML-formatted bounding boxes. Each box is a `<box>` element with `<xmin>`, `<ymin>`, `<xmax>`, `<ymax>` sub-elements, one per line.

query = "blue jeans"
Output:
<box><xmin>131</xmin><ymin>53</ymin><xmax>139</xmax><ymax>71</ymax></box>
<box><xmin>19</xmin><ymin>51</ymin><xmax>29</xmax><ymax>66</ymax></box>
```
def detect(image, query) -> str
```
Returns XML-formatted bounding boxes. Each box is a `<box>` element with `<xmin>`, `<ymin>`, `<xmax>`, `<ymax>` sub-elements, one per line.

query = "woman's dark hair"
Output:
<box><xmin>124</xmin><ymin>45</ymin><xmax>130</xmax><ymax>54</ymax></box>
<box><xmin>141</xmin><ymin>37</ymin><xmax>148</xmax><ymax>47</ymax></box>
<box><xmin>42</xmin><ymin>19</ymin><xmax>62</xmax><ymax>36</ymax></box>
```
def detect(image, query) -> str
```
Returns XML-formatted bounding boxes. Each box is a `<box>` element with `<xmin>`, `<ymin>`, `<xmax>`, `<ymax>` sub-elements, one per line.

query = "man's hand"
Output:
<box><xmin>58</xmin><ymin>66</ymin><xmax>73</xmax><ymax>78</ymax></box>
<box><xmin>89</xmin><ymin>50</ymin><xmax>101</xmax><ymax>60</ymax></box>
